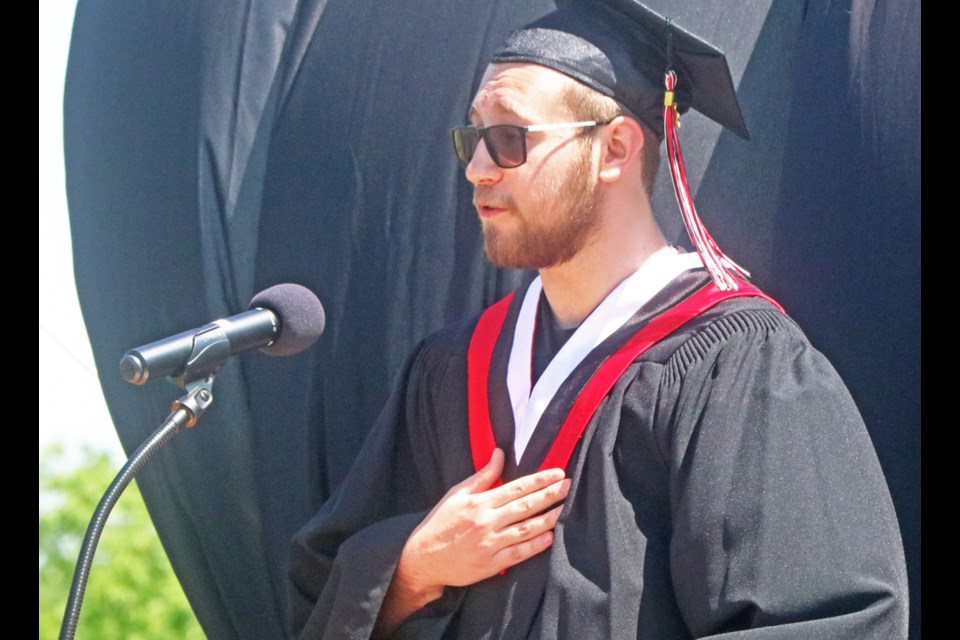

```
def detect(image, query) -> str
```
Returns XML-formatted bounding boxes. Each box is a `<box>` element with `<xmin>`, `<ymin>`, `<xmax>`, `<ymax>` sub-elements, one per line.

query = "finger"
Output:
<box><xmin>494</xmin><ymin>504</ymin><xmax>563</xmax><ymax>546</ymax></box>
<box><xmin>487</xmin><ymin>467</ymin><xmax>567</xmax><ymax>508</ymax></box>
<box><xmin>460</xmin><ymin>448</ymin><xmax>505</xmax><ymax>493</ymax></box>
<box><xmin>491</xmin><ymin>530</ymin><xmax>555</xmax><ymax>573</ymax></box>
<box><xmin>495</xmin><ymin>479</ymin><xmax>570</xmax><ymax>527</ymax></box>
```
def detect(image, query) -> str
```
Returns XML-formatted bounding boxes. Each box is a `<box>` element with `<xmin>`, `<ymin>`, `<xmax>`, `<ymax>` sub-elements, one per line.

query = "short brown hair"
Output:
<box><xmin>562</xmin><ymin>80</ymin><xmax>660</xmax><ymax>196</ymax></box>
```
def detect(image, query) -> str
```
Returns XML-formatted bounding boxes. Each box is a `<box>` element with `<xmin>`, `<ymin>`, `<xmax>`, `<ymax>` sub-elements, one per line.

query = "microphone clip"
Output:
<box><xmin>171</xmin><ymin>323</ymin><xmax>232</xmax><ymax>387</ymax></box>
<box><xmin>171</xmin><ymin>375</ymin><xmax>216</xmax><ymax>428</ymax></box>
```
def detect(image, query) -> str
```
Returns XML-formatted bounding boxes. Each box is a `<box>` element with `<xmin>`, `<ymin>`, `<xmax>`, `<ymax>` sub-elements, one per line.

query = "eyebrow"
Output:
<box><xmin>468</xmin><ymin>96</ymin><xmax>525</xmax><ymax>125</ymax></box>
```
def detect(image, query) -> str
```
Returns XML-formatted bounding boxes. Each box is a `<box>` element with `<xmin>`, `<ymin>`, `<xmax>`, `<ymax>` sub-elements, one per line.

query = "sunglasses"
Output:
<box><xmin>450</xmin><ymin>121</ymin><xmax>606</xmax><ymax>169</ymax></box>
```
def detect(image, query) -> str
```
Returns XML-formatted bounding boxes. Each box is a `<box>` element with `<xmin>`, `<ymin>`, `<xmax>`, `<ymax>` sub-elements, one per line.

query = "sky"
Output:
<box><xmin>40</xmin><ymin>0</ymin><xmax>124</xmax><ymax>461</ymax></box>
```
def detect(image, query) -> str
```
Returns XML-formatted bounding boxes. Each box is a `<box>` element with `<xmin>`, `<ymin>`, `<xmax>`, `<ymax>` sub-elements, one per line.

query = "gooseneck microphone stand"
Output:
<box><xmin>58</xmin><ymin>359</ymin><xmax>220</xmax><ymax>640</ymax></box>
<box><xmin>57</xmin><ymin>283</ymin><xmax>325</xmax><ymax>639</ymax></box>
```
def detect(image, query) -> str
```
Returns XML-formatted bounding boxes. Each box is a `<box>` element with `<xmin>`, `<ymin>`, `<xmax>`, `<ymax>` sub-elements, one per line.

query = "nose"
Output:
<box><xmin>464</xmin><ymin>139</ymin><xmax>502</xmax><ymax>186</ymax></box>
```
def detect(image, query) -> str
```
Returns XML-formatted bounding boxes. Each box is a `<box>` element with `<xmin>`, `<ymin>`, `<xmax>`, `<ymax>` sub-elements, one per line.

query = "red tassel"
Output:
<box><xmin>662</xmin><ymin>70</ymin><xmax>748</xmax><ymax>290</ymax></box>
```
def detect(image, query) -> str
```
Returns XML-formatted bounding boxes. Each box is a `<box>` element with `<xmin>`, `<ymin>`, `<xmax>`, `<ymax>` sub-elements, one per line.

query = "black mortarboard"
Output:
<box><xmin>491</xmin><ymin>0</ymin><xmax>750</xmax><ymax>141</ymax></box>
<box><xmin>490</xmin><ymin>0</ymin><xmax>751</xmax><ymax>290</ymax></box>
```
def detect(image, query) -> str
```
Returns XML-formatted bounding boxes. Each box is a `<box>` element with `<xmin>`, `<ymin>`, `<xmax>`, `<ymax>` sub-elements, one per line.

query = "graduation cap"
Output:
<box><xmin>490</xmin><ymin>0</ymin><xmax>750</xmax><ymax>290</ymax></box>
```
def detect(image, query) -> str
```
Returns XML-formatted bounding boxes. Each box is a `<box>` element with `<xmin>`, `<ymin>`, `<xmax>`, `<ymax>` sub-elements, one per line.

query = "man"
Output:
<box><xmin>288</xmin><ymin>1</ymin><xmax>908</xmax><ymax>638</ymax></box>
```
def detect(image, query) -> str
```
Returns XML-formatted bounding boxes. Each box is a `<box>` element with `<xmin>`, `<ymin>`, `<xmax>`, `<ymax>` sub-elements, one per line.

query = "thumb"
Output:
<box><xmin>463</xmin><ymin>448</ymin><xmax>504</xmax><ymax>492</ymax></box>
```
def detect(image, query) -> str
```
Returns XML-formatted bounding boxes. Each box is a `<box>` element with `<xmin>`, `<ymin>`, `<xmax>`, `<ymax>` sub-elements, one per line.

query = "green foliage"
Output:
<box><xmin>39</xmin><ymin>445</ymin><xmax>205</xmax><ymax>639</ymax></box>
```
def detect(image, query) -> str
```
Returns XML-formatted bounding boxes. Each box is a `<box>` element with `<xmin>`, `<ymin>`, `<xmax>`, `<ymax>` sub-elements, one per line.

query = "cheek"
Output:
<box><xmin>518</xmin><ymin>164</ymin><xmax>566</xmax><ymax>205</ymax></box>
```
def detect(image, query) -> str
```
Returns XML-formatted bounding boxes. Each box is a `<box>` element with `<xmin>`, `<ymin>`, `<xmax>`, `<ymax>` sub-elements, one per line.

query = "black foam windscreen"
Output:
<box><xmin>249</xmin><ymin>283</ymin><xmax>325</xmax><ymax>356</ymax></box>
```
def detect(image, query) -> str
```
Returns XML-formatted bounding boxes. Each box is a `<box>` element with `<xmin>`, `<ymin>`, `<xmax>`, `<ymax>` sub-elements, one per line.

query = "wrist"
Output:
<box><xmin>394</xmin><ymin>545</ymin><xmax>444</xmax><ymax>607</ymax></box>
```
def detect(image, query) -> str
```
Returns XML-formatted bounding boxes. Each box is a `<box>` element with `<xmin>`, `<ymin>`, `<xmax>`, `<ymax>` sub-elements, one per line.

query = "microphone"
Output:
<box><xmin>120</xmin><ymin>283</ymin><xmax>325</xmax><ymax>385</ymax></box>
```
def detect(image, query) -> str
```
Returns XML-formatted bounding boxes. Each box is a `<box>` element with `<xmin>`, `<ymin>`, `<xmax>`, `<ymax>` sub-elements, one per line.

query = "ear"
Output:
<box><xmin>598</xmin><ymin>116</ymin><xmax>646</xmax><ymax>184</ymax></box>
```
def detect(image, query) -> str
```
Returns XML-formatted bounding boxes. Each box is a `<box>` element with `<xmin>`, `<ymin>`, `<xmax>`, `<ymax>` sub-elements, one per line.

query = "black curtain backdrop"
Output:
<box><xmin>64</xmin><ymin>0</ymin><xmax>919</xmax><ymax>637</ymax></box>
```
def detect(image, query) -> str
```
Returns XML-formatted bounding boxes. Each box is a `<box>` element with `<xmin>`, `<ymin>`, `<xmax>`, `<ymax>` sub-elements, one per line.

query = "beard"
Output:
<box><xmin>478</xmin><ymin>145</ymin><xmax>602</xmax><ymax>270</ymax></box>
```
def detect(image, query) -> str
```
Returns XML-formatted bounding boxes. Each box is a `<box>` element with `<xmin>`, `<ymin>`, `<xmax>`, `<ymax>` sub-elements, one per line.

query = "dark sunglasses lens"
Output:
<box><xmin>451</xmin><ymin>128</ymin><xmax>479</xmax><ymax>168</ymax></box>
<box><xmin>485</xmin><ymin>125</ymin><xmax>525</xmax><ymax>168</ymax></box>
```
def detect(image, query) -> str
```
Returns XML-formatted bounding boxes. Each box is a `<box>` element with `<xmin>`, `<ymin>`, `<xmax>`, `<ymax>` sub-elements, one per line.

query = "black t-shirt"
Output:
<box><xmin>531</xmin><ymin>295</ymin><xmax>578</xmax><ymax>386</ymax></box>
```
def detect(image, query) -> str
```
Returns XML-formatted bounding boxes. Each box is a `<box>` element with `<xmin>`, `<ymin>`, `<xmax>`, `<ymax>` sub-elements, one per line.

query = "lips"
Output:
<box><xmin>473</xmin><ymin>189</ymin><xmax>512</xmax><ymax>219</ymax></box>
<box><xmin>475</xmin><ymin>202</ymin><xmax>508</xmax><ymax>218</ymax></box>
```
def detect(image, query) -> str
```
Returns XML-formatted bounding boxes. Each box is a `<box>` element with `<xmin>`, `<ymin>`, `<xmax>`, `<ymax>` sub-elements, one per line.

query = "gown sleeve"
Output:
<box><xmin>287</xmin><ymin>334</ymin><xmax>468</xmax><ymax>640</ymax></box>
<box><xmin>658</xmin><ymin>306</ymin><xmax>908</xmax><ymax>638</ymax></box>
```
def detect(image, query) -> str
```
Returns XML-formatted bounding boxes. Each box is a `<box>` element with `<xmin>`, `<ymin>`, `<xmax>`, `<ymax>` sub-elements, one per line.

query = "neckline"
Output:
<box><xmin>507</xmin><ymin>249</ymin><xmax>703</xmax><ymax>462</ymax></box>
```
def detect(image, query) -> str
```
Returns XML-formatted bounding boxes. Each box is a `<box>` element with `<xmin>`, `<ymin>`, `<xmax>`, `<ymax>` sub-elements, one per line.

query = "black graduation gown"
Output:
<box><xmin>288</xmin><ymin>270</ymin><xmax>908</xmax><ymax>639</ymax></box>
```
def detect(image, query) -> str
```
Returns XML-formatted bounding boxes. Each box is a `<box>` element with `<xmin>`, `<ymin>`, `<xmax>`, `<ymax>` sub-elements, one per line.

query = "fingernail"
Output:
<box><xmin>561</xmin><ymin>478</ymin><xmax>572</xmax><ymax>492</ymax></box>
